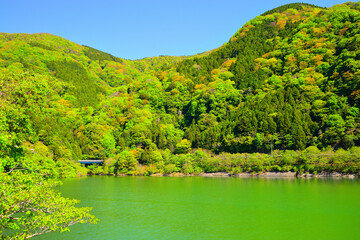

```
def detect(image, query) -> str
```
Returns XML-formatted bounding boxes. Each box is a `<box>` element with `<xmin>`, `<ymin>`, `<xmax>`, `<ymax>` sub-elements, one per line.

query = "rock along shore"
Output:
<box><xmin>145</xmin><ymin>171</ymin><xmax>360</xmax><ymax>179</ymax></box>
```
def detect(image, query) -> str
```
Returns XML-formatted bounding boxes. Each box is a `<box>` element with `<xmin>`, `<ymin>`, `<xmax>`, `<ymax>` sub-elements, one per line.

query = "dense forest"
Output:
<box><xmin>1</xmin><ymin>2</ymin><xmax>360</xmax><ymax>238</ymax></box>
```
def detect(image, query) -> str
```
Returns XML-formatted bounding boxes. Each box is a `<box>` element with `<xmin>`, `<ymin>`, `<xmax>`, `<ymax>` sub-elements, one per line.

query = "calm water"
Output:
<box><xmin>37</xmin><ymin>176</ymin><xmax>360</xmax><ymax>240</ymax></box>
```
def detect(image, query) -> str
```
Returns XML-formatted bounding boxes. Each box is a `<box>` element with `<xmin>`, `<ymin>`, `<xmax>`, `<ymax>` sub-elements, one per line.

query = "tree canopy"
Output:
<box><xmin>1</xmin><ymin>2</ymin><xmax>360</xmax><ymax>237</ymax></box>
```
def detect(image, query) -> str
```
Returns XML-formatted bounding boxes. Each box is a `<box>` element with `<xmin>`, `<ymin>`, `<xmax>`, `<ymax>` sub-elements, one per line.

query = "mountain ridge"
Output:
<box><xmin>0</xmin><ymin>1</ymin><xmax>359</xmax><ymax>177</ymax></box>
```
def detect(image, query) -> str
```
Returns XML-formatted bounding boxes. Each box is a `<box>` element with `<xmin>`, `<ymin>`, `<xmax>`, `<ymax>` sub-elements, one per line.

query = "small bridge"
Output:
<box><xmin>78</xmin><ymin>160</ymin><xmax>103</xmax><ymax>165</ymax></box>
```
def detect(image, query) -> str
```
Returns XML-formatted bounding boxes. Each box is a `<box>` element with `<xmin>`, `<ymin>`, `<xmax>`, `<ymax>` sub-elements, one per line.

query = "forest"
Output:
<box><xmin>1</xmin><ymin>2</ymin><xmax>360</xmax><ymax>238</ymax></box>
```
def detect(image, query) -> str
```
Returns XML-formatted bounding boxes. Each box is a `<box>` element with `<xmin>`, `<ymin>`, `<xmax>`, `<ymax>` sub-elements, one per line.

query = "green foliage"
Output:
<box><xmin>164</xmin><ymin>163</ymin><xmax>179</xmax><ymax>174</ymax></box>
<box><xmin>261</xmin><ymin>3</ymin><xmax>324</xmax><ymax>16</ymax></box>
<box><xmin>175</xmin><ymin>139</ymin><xmax>192</xmax><ymax>154</ymax></box>
<box><xmin>47</xmin><ymin>59</ymin><xmax>104</xmax><ymax>107</ymax></box>
<box><xmin>0</xmin><ymin>171</ymin><xmax>98</xmax><ymax>239</ymax></box>
<box><xmin>2</xmin><ymin>4</ymin><xmax>360</xmax><ymax>235</ymax></box>
<box><xmin>114</xmin><ymin>150</ymin><xmax>138</xmax><ymax>174</ymax></box>
<box><xmin>1</xmin><ymin>2</ymin><xmax>360</xmax><ymax>159</ymax></box>
<box><xmin>83</xmin><ymin>45</ymin><xmax>123</xmax><ymax>63</ymax></box>
<box><xmin>0</xmin><ymin>0</ymin><xmax>359</xmax><ymax>181</ymax></box>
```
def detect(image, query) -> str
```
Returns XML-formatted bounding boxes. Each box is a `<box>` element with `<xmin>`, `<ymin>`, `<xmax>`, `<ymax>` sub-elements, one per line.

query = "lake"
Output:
<box><xmin>36</xmin><ymin>176</ymin><xmax>360</xmax><ymax>240</ymax></box>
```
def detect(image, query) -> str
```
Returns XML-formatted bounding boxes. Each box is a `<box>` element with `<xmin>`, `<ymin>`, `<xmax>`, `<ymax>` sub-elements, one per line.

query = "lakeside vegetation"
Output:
<box><xmin>87</xmin><ymin>146</ymin><xmax>360</xmax><ymax>176</ymax></box>
<box><xmin>1</xmin><ymin>1</ymin><xmax>360</xmax><ymax>239</ymax></box>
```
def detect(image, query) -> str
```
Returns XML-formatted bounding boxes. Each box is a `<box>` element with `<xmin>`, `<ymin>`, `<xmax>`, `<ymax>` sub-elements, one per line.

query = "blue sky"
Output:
<box><xmin>1</xmin><ymin>0</ymin><xmax>349</xmax><ymax>59</ymax></box>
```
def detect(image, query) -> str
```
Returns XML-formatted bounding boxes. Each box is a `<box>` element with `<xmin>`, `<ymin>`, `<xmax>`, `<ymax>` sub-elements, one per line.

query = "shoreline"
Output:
<box><xmin>95</xmin><ymin>171</ymin><xmax>360</xmax><ymax>179</ymax></box>
<box><xmin>167</xmin><ymin>172</ymin><xmax>359</xmax><ymax>179</ymax></box>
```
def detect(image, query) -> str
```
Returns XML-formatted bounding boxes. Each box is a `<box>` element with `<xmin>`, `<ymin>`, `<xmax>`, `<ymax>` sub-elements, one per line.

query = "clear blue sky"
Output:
<box><xmin>1</xmin><ymin>0</ymin><xmax>349</xmax><ymax>60</ymax></box>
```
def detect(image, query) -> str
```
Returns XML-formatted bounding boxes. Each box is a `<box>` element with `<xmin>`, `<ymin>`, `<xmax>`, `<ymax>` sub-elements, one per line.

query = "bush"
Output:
<box><xmin>164</xmin><ymin>164</ymin><xmax>179</xmax><ymax>174</ymax></box>
<box><xmin>182</xmin><ymin>162</ymin><xmax>194</xmax><ymax>174</ymax></box>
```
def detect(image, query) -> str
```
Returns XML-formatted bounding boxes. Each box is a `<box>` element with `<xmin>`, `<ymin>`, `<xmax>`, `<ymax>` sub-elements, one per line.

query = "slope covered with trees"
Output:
<box><xmin>1</xmin><ymin>2</ymin><xmax>360</xmax><ymax>174</ymax></box>
<box><xmin>1</xmin><ymin>2</ymin><xmax>360</xmax><ymax>237</ymax></box>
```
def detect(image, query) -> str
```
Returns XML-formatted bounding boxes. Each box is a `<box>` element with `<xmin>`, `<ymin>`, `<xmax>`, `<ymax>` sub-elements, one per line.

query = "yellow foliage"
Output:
<box><xmin>314</xmin><ymin>42</ymin><xmax>323</xmax><ymax>48</ymax></box>
<box><xmin>58</xmin><ymin>98</ymin><xmax>71</xmax><ymax>107</ymax></box>
<box><xmin>265</xmin><ymin>57</ymin><xmax>278</xmax><ymax>68</ymax></box>
<box><xmin>330</xmin><ymin>72</ymin><xmax>339</xmax><ymax>79</ymax></box>
<box><xmin>130</xmin><ymin>149</ymin><xmax>140</xmax><ymax>159</ymax></box>
<box><xmin>287</xmin><ymin>56</ymin><xmax>297</xmax><ymax>63</ymax></box>
<box><xmin>262</xmin><ymin>52</ymin><xmax>271</xmax><ymax>58</ymax></box>
<box><xmin>312</xmin><ymin>8</ymin><xmax>321</xmax><ymax>15</ymax></box>
<box><xmin>298</xmin><ymin>61</ymin><xmax>308</xmax><ymax>70</ymax></box>
<box><xmin>254</xmin><ymin>58</ymin><xmax>265</xmax><ymax>71</ymax></box>
<box><xmin>312</xmin><ymin>55</ymin><xmax>323</xmax><ymax>66</ymax></box>
<box><xmin>255</xmin><ymin>58</ymin><xmax>265</xmax><ymax>64</ymax></box>
<box><xmin>172</xmin><ymin>75</ymin><xmax>185</xmax><ymax>82</ymax></box>
<box><xmin>171</xmin><ymin>89</ymin><xmax>180</xmax><ymax>95</ymax></box>
<box><xmin>351</xmin><ymin>90</ymin><xmax>360</xmax><ymax>98</ymax></box>
<box><xmin>211</xmin><ymin>69</ymin><xmax>221</xmax><ymax>76</ymax></box>
<box><xmin>221</xmin><ymin>59</ymin><xmax>236</xmax><ymax>69</ymax></box>
<box><xmin>339</xmin><ymin>27</ymin><xmax>349</xmax><ymax>36</ymax></box>
<box><xmin>208</xmin><ymin>81</ymin><xmax>216</xmax><ymax>89</ymax></box>
<box><xmin>291</xmin><ymin>14</ymin><xmax>301</xmax><ymax>21</ymax></box>
<box><xmin>66</xmin><ymin>110</ymin><xmax>76</xmax><ymax>118</ymax></box>
<box><xmin>107</xmin><ymin>62</ymin><xmax>123</xmax><ymax>70</ymax></box>
<box><xmin>195</xmin><ymin>84</ymin><xmax>206</xmax><ymax>90</ymax></box>
<box><xmin>276</xmin><ymin>20</ymin><xmax>287</xmax><ymax>29</ymax></box>
<box><xmin>342</xmin><ymin>71</ymin><xmax>353</xmax><ymax>81</ymax></box>
<box><xmin>157</xmin><ymin>71</ymin><xmax>168</xmax><ymax>80</ymax></box>
<box><xmin>247</xmin><ymin>24</ymin><xmax>254</xmax><ymax>30</ymax></box>
<box><xmin>312</xmin><ymin>27</ymin><xmax>325</xmax><ymax>36</ymax></box>
<box><xmin>115</xmin><ymin>69</ymin><xmax>124</xmax><ymax>74</ymax></box>
<box><xmin>134</xmin><ymin>81</ymin><xmax>140</xmax><ymax>88</ymax></box>
<box><xmin>126</xmin><ymin>103</ymin><xmax>132</xmax><ymax>110</ymax></box>
<box><xmin>305</xmin><ymin>77</ymin><xmax>315</xmax><ymax>84</ymax></box>
<box><xmin>119</xmin><ymin>116</ymin><xmax>127</xmax><ymax>124</ymax></box>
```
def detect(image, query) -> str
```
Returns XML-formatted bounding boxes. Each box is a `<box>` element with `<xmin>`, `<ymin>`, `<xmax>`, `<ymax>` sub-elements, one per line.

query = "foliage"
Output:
<box><xmin>83</xmin><ymin>45</ymin><xmax>123</xmax><ymax>63</ymax></box>
<box><xmin>261</xmin><ymin>3</ymin><xmax>325</xmax><ymax>16</ymax></box>
<box><xmin>3</xmin><ymin>4</ymin><xmax>360</xmax><ymax>234</ymax></box>
<box><xmin>1</xmin><ymin>2</ymin><xmax>360</xmax><ymax>161</ymax></box>
<box><xmin>2</xmin><ymin>6</ymin><xmax>360</xmax><ymax>237</ymax></box>
<box><xmin>1</xmin><ymin>3</ymin><xmax>360</xmax><ymax>173</ymax></box>
<box><xmin>0</xmin><ymin>171</ymin><xmax>98</xmax><ymax>239</ymax></box>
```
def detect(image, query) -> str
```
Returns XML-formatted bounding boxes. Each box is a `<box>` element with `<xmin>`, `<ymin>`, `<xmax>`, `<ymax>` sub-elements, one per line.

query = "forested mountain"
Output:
<box><xmin>3</xmin><ymin>3</ymin><xmax>360</xmax><ymax>237</ymax></box>
<box><xmin>1</xmin><ymin>2</ymin><xmax>360</xmax><ymax>178</ymax></box>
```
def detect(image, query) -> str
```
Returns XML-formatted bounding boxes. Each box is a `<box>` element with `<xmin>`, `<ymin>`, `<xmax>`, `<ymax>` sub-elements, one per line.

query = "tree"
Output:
<box><xmin>0</xmin><ymin>171</ymin><xmax>98</xmax><ymax>239</ymax></box>
<box><xmin>0</xmin><ymin>100</ymin><xmax>97</xmax><ymax>239</ymax></box>
<box><xmin>253</xmin><ymin>133</ymin><xmax>263</xmax><ymax>151</ymax></box>
<box><xmin>175</xmin><ymin>139</ymin><xmax>192</xmax><ymax>154</ymax></box>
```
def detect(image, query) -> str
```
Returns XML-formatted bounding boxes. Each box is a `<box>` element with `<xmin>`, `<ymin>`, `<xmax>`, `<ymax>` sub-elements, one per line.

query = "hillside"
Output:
<box><xmin>1</xmin><ymin>2</ymin><xmax>360</xmax><ymax>178</ymax></box>
<box><xmin>174</xmin><ymin>2</ymin><xmax>360</xmax><ymax>152</ymax></box>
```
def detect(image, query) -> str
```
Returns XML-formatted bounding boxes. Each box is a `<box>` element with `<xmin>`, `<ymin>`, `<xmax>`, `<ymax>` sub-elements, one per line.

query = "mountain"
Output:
<box><xmin>1</xmin><ymin>2</ymin><xmax>360</xmax><ymax>177</ymax></box>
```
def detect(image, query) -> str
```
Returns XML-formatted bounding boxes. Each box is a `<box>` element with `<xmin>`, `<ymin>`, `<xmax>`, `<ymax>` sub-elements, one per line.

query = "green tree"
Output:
<box><xmin>0</xmin><ymin>171</ymin><xmax>98</xmax><ymax>239</ymax></box>
<box><xmin>175</xmin><ymin>139</ymin><xmax>192</xmax><ymax>154</ymax></box>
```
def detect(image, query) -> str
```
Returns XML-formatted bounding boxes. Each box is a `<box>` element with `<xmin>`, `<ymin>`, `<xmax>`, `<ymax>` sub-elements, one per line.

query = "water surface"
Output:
<box><xmin>37</xmin><ymin>176</ymin><xmax>360</xmax><ymax>240</ymax></box>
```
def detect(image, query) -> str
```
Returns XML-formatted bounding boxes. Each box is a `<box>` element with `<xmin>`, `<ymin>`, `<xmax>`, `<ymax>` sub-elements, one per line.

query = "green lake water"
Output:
<box><xmin>36</xmin><ymin>176</ymin><xmax>360</xmax><ymax>240</ymax></box>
